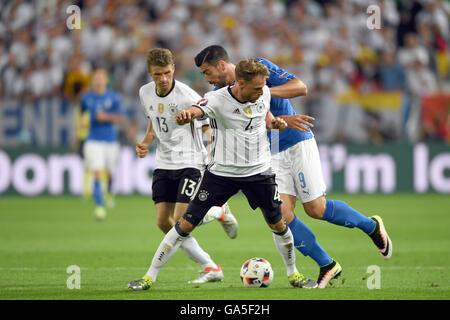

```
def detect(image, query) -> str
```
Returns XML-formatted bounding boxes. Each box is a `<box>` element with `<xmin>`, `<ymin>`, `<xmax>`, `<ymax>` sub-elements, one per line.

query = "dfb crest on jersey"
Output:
<box><xmin>256</xmin><ymin>102</ymin><xmax>265</xmax><ymax>114</ymax></box>
<box><xmin>168</xmin><ymin>103</ymin><xmax>178</xmax><ymax>115</ymax></box>
<box><xmin>158</xmin><ymin>103</ymin><xmax>164</xmax><ymax>113</ymax></box>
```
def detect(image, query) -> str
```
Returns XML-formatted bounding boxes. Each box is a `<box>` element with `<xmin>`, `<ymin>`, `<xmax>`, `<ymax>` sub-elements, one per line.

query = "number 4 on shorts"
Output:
<box><xmin>273</xmin><ymin>185</ymin><xmax>281</xmax><ymax>202</ymax></box>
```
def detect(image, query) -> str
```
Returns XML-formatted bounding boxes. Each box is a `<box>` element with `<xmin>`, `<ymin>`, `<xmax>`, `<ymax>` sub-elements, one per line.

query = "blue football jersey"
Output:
<box><xmin>80</xmin><ymin>89</ymin><xmax>125</xmax><ymax>142</ymax></box>
<box><xmin>256</xmin><ymin>58</ymin><xmax>313</xmax><ymax>153</ymax></box>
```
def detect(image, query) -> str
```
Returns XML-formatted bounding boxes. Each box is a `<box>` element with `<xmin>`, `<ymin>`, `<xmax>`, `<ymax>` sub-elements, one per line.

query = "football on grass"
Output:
<box><xmin>240</xmin><ymin>257</ymin><xmax>273</xmax><ymax>288</ymax></box>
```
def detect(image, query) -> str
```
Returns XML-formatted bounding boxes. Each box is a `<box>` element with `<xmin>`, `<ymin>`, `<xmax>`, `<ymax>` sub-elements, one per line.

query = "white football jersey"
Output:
<box><xmin>196</xmin><ymin>85</ymin><xmax>272</xmax><ymax>177</ymax></box>
<box><xmin>139</xmin><ymin>80</ymin><xmax>209</xmax><ymax>170</ymax></box>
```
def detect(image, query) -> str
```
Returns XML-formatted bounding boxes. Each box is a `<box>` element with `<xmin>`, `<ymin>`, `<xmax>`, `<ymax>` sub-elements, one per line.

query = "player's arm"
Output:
<box><xmin>136</xmin><ymin>120</ymin><xmax>156</xmax><ymax>158</ymax></box>
<box><xmin>96</xmin><ymin>112</ymin><xmax>125</xmax><ymax>123</ymax></box>
<box><xmin>95</xmin><ymin>109</ymin><xmax>125</xmax><ymax>123</ymax></box>
<box><xmin>269</xmin><ymin>78</ymin><xmax>308</xmax><ymax>98</ymax></box>
<box><xmin>258</xmin><ymin>58</ymin><xmax>307</xmax><ymax>98</ymax></box>
<box><xmin>202</xmin><ymin>124</ymin><xmax>212</xmax><ymax>158</ymax></box>
<box><xmin>96</xmin><ymin>93</ymin><xmax>126</xmax><ymax>123</ymax></box>
<box><xmin>277</xmin><ymin>114</ymin><xmax>315</xmax><ymax>132</ymax></box>
<box><xmin>266</xmin><ymin>111</ymin><xmax>287</xmax><ymax>132</ymax></box>
<box><xmin>175</xmin><ymin>106</ymin><xmax>204</xmax><ymax>125</ymax></box>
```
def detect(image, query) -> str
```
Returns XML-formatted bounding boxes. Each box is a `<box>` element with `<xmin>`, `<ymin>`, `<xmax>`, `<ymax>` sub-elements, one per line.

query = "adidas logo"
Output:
<box><xmin>233</xmin><ymin>108</ymin><xmax>240</xmax><ymax>114</ymax></box>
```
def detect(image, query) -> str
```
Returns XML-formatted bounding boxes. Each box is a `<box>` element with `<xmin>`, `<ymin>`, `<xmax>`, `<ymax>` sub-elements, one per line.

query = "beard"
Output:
<box><xmin>214</xmin><ymin>72</ymin><xmax>228</xmax><ymax>88</ymax></box>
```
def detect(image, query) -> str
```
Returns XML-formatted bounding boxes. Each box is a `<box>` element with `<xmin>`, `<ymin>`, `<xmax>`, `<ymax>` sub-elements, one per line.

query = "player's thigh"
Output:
<box><xmin>183</xmin><ymin>171</ymin><xmax>238</xmax><ymax>226</ymax></box>
<box><xmin>291</xmin><ymin>139</ymin><xmax>327</xmax><ymax>203</ymax></box>
<box><xmin>155</xmin><ymin>202</ymin><xmax>176</xmax><ymax>232</ymax></box>
<box><xmin>240</xmin><ymin>173</ymin><xmax>283</xmax><ymax>226</ymax></box>
<box><xmin>280</xmin><ymin>193</ymin><xmax>297</xmax><ymax>224</ymax></box>
<box><xmin>105</xmin><ymin>142</ymin><xmax>120</xmax><ymax>174</ymax></box>
<box><xmin>152</xmin><ymin>169</ymin><xmax>178</xmax><ymax>204</ymax></box>
<box><xmin>83</xmin><ymin>141</ymin><xmax>106</xmax><ymax>171</ymax></box>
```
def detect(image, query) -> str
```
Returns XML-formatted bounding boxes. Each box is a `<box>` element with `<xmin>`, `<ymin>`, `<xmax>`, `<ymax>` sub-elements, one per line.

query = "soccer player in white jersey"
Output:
<box><xmin>132</xmin><ymin>48</ymin><xmax>238</xmax><ymax>285</ymax></box>
<box><xmin>81</xmin><ymin>68</ymin><xmax>125</xmax><ymax>220</ymax></box>
<box><xmin>128</xmin><ymin>59</ymin><xmax>318</xmax><ymax>290</ymax></box>
<box><xmin>194</xmin><ymin>45</ymin><xmax>393</xmax><ymax>288</ymax></box>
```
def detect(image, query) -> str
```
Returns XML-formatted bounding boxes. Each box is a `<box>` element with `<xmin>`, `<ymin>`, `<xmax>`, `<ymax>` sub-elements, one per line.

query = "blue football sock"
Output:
<box><xmin>288</xmin><ymin>215</ymin><xmax>333</xmax><ymax>267</ymax></box>
<box><xmin>93</xmin><ymin>179</ymin><xmax>104</xmax><ymax>207</ymax></box>
<box><xmin>322</xmin><ymin>200</ymin><xmax>376</xmax><ymax>234</ymax></box>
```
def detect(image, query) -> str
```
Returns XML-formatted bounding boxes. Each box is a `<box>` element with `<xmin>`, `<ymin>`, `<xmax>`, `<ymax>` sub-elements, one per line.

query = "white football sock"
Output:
<box><xmin>179</xmin><ymin>235</ymin><xmax>217</xmax><ymax>269</ymax></box>
<box><xmin>146</xmin><ymin>226</ymin><xmax>187</xmax><ymax>281</ymax></box>
<box><xmin>273</xmin><ymin>227</ymin><xmax>297</xmax><ymax>276</ymax></box>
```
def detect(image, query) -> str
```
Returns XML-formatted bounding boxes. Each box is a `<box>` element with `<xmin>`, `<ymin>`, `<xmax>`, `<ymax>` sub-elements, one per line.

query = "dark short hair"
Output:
<box><xmin>194</xmin><ymin>45</ymin><xmax>230</xmax><ymax>67</ymax></box>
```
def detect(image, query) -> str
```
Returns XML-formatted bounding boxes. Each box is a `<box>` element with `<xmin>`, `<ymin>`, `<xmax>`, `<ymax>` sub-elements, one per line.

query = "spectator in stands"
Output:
<box><xmin>0</xmin><ymin>0</ymin><xmax>449</xmax><ymax>146</ymax></box>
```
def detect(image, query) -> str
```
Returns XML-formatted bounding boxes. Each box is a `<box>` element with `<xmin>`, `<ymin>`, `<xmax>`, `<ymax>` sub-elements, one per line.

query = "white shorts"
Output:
<box><xmin>83</xmin><ymin>140</ymin><xmax>120</xmax><ymax>173</ymax></box>
<box><xmin>271</xmin><ymin>138</ymin><xmax>326</xmax><ymax>203</ymax></box>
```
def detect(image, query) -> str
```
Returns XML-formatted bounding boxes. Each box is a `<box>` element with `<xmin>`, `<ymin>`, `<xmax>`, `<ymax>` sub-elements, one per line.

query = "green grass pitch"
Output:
<box><xmin>0</xmin><ymin>193</ymin><xmax>449</xmax><ymax>300</ymax></box>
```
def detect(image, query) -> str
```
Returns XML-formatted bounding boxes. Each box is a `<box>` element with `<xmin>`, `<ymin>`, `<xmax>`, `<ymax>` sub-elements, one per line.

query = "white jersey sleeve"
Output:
<box><xmin>139</xmin><ymin>87</ymin><xmax>150</xmax><ymax>119</ymax></box>
<box><xmin>195</xmin><ymin>94</ymin><xmax>217</xmax><ymax>119</ymax></box>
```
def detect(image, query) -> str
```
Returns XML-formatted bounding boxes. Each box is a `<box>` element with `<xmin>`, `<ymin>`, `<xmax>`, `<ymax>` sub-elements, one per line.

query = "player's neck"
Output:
<box><xmin>228</xmin><ymin>64</ymin><xmax>236</xmax><ymax>86</ymax></box>
<box><xmin>156</xmin><ymin>80</ymin><xmax>175</xmax><ymax>97</ymax></box>
<box><xmin>93</xmin><ymin>87</ymin><xmax>107</xmax><ymax>95</ymax></box>
<box><xmin>230</xmin><ymin>85</ymin><xmax>246</xmax><ymax>104</ymax></box>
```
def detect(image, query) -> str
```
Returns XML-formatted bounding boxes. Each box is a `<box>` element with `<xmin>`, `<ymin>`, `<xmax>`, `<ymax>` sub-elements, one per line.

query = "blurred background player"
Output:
<box><xmin>80</xmin><ymin>68</ymin><xmax>125</xmax><ymax>220</ymax></box>
<box><xmin>69</xmin><ymin>75</ymin><xmax>91</xmax><ymax>200</ymax></box>
<box><xmin>129</xmin><ymin>59</ymin><xmax>317</xmax><ymax>291</ymax></box>
<box><xmin>135</xmin><ymin>48</ymin><xmax>238</xmax><ymax>284</ymax></box>
<box><xmin>195</xmin><ymin>45</ymin><xmax>393</xmax><ymax>288</ymax></box>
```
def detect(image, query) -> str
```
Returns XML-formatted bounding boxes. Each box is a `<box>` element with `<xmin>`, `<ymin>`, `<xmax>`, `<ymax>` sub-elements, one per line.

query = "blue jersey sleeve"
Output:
<box><xmin>256</xmin><ymin>57</ymin><xmax>296</xmax><ymax>87</ymax></box>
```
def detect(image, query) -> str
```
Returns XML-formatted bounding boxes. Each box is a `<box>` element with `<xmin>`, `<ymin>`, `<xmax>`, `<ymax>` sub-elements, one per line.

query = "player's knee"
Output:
<box><xmin>280</xmin><ymin>205</ymin><xmax>295</xmax><ymax>224</ymax></box>
<box><xmin>303</xmin><ymin>196</ymin><xmax>327</xmax><ymax>219</ymax></box>
<box><xmin>262</xmin><ymin>207</ymin><xmax>284</xmax><ymax>232</ymax></box>
<box><xmin>156</xmin><ymin>219</ymin><xmax>172</xmax><ymax>233</ymax></box>
<box><xmin>178</xmin><ymin>217</ymin><xmax>195</xmax><ymax>234</ymax></box>
<box><xmin>268</xmin><ymin>218</ymin><xmax>286</xmax><ymax>233</ymax></box>
<box><xmin>304</xmin><ymin>199</ymin><xmax>326</xmax><ymax>219</ymax></box>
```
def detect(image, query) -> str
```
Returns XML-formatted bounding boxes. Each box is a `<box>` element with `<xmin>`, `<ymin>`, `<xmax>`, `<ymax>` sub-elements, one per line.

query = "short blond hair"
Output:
<box><xmin>235</xmin><ymin>59</ymin><xmax>269</xmax><ymax>82</ymax></box>
<box><xmin>146</xmin><ymin>48</ymin><xmax>174</xmax><ymax>70</ymax></box>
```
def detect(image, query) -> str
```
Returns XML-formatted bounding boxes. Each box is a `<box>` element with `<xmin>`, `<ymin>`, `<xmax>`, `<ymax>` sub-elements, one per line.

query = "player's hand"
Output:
<box><xmin>136</xmin><ymin>142</ymin><xmax>149</xmax><ymax>158</ymax></box>
<box><xmin>284</xmin><ymin>115</ymin><xmax>314</xmax><ymax>132</ymax></box>
<box><xmin>271</xmin><ymin>117</ymin><xmax>287</xmax><ymax>132</ymax></box>
<box><xmin>96</xmin><ymin>110</ymin><xmax>110</xmax><ymax>122</ymax></box>
<box><xmin>175</xmin><ymin>110</ymin><xmax>192</xmax><ymax>125</ymax></box>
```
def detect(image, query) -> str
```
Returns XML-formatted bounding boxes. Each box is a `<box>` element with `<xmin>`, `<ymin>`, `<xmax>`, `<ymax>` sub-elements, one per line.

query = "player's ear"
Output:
<box><xmin>217</xmin><ymin>60</ymin><xmax>226</xmax><ymax>72</ymax></box>
<box><xmin>237</xmin><ymin>79</ymin><xmax>245</xmax><ymax>88</ymax></box>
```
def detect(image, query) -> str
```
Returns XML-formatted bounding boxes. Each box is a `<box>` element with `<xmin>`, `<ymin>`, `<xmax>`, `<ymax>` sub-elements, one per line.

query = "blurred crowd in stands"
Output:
<box><xmin>0</xmin><ymin>0</ymin><xmax>449</xmax><ymax>145</ymax></box>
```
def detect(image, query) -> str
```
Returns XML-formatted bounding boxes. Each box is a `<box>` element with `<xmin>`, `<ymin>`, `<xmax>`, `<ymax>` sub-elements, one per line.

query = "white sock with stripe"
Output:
<box><xmin>180</xmin><ymin>235</ymin><xmax>217</xmax><ymax>269</ymax></box>
<box><xmin>273</xmin><ymin>227</ymin><xmax>297</xmax><ymax>276</ymax></box>
<box><xmin>146</xmin><ymin>226</ymin><xmax>186</xmax><ymax>281</ymax></box>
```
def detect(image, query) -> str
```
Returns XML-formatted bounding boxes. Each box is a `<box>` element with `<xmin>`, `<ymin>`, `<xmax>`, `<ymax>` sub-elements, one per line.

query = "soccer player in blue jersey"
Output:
<box><xmin>194</xmin><ymin>45</ymin><xmax>393</xmax><ymax>288</ymax></box>
<box><xmin>80</xmin><ymin>68</ymin><xmax>125</xmax><ymax>220</ymax></box>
